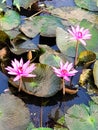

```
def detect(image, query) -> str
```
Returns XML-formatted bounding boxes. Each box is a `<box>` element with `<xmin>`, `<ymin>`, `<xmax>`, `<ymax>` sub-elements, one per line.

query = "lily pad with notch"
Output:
<box><xmin>8</xmin><ymin>63</ymin><xmax>62</xmax><ymax>97</ymax></box>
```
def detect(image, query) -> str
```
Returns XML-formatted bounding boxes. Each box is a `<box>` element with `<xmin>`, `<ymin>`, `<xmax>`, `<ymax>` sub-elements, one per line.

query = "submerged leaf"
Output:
<box><xmin>0</xmin><ymin>93</ymin><xmax>30</xmax><ymax>130</ymax></box>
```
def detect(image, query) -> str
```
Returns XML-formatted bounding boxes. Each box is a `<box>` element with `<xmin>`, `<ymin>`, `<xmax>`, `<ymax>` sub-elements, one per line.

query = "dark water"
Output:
<box><xmin>0</xmin><ymin>0</ymin><xmax>91</xmax><ymax>128</ymax></box>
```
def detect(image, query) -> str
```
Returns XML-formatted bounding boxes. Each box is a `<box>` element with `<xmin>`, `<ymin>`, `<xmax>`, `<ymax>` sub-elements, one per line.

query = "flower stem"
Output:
<box><xmin>62</xmin><ymin>78</ymin><xmax>65</xmax><ymax>95</ymax></box>
<box><xmin>74</xmin><ymin>40</ymin><xmax>79</xmax><ymax>66</ymax></box>
<box><xmin>19</xmin><ymin>78</ymin><xmax>23</xmax><ymax>92</ymax></box>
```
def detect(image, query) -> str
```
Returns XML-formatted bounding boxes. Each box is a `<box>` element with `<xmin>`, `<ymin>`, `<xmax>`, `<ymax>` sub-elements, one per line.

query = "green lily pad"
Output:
<box><xmin>26</xmin><ymin>122</ymin><xmax>35</xmax><ymax>130</ymax></box>
<box><xmin>0</xmin><ymin>9</ymin><xmax>20</xmax><ymax>30</ymax></box>
<box><xmin>9</xmin><ymin>63</ymin><xmax>62</xmax><ymax>97</ymax></box>
<box><xmin>91</xmin><ymin>96</ymin><xmax>98</xmax><ymax>104</ymax></box>
<box><xmin>13</xmin><ymin>0</ymin><xmax>38</xmax><ymax>10</ymax></box>
<box><xmin>0</xmin><ymin>0</ymin><xmax>6</xmax><ymax>12</ymax></box>
<box><xmin>75</xmin><ymin>0</ymin><xmax>98</xmax><ymax>11</ymax></box>
<box><xmin>0</xmin><ymin>93</ymin><xmax>30</xmax><ymax>130</ymax></box>
<box><xmin>10</xmin><ymin>37</ymin><xmax>38</xmax><ymax>55</ymax></box>
<box><xmin>20</xmin><ymin>15</ymin><xmax>64</xmax><ymax>38</ymax></box>
<box><xmin>39</xmin><ymin>44</ymin><xmax>66</xmax><ymax>67</ymax></box>
<box><xmin>51</xmin><ymin>7</ymin><xmax>98</xmax><ymax>25</ymax></box>
<box><xmin>65</xmin><ymin>102</ymin><xmax>98</xmax><ymax>130</ymax></box>
<box><xmin>56</xmin><ymin>27</ymin><xmax>86</xmax><ymax>57</ymax></box>
<box><xmin>80</xmin><ymin>19</ymin><xmax>98</xmax><ymax>58</ymax></box>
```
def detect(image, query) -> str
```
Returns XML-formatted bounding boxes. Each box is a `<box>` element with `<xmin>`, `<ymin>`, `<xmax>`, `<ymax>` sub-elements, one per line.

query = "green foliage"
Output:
<box><xmin>65</xmin><ymin>102</ymin><xmax>98</xmax><ymax>130</ymax></box>
<box><xmin>20</xmin><ymin>15</ymin><xmax>64</xmax><ymax>38</ymax></box>
<box><xmin>80</xmin><ymin>19</ymin><xmax>98</xmax><ymax>58</ymax></box>
<box><xmin>75</xmin><ymin>0</ymin><xmax>98</xmax><ymax>11</ymax></box>
<box><xmin>39</xmin><ymin>45</ymin><xmax>65</xmax><ymax>67</ymax></box>
<box><xmin>13</xmin><ymin>0</ymin><xmax>38</xmax><ymax>10</ymax></box>
<box><xmin>0</xmin><ymin>9</ymin><xmax>20</xmax><ymax>30</ymax></box>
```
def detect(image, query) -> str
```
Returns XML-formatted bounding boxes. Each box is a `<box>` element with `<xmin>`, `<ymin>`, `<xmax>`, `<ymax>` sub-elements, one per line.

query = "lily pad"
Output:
<box><xmin>75</xmin><ymin>0</ymin><xmax>98</xmax><ymax>11</ymax></box>
<box><xmin>9</xmin><ymin>63</ymin><xmax>62</xmax><ymax>97</ymax></box>
<box><xmin>77</xmin><ymin>50</ymin><xmax>96</xmax><ymax>68</ymax></box>
<box><xmin>50</xmin><ymin>7</ymin><xmax>98</xmax><ymax>25</ymax></box>
<box><xmin>10</xmin><ymin>39</ymin><xmax>38</xmax><ymax>55</ymax></box>
<box><xmin>56</xmin><ymin>27</ymin><xmax>86</xmax><ymax>57</ymax></box>
<box><xmin>0</xmin><ymin>93</ymin><xmax>30</xmax><ymax>130</ymax></box>
<box><xmin>0</xmin><ymin>0</ymin><xmax>6</xmax><ymax>11</ymax></box>
<box><xmin>80</xmin><ymin>19</ymin><xmax>98</xmax><ymax>58</ymax></box>
<box><xmin>13</xmin><ymin>0</ymin><xmax>38</xmax><ymax>10</ymax></box>
<box><xmin>39</xmin><ymin>44</ymin><xmax>66</xmax><ymax>67</ymax></box>
<box><xmin>65</xmin><ymin>102</ymin><xmax>98</xmax><ymax>130</ymax></box>
<box><xmin>20</xmin><ymin>15</ymin><xmax>64</xmax><ymax>38</ymax></box>
<box><xmin>93</xmin><ymin>60</ymin><xmax>98</xmax><ymax>88</ymax></box>
<box><xmin>91</xmin><ymin>96</ymin><xmax>98</xmax><ymax>104</ymax></box>
<box><xmin>0</xmin><ymin>9</ymin><xmax>20</xmax><ymax>30</ymax></box>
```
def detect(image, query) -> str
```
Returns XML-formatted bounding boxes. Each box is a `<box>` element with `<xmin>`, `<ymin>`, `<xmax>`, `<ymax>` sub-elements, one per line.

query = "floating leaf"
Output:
<box><xmin>20</xmin><ymin>15</ymin><xmax>64</xmax><ymax>38</ymax></box>
<box><xmin>51</xmin><ymin>7</ymin><xmax>98</xmax><ymax>25</ymax></box>
<box><xmin>56</xmin><ymin>27</ymin><xmax>86</xmax><ymax>57</ymax></box>
<box><xmin>75</xmin><ymin>0</ymin><xmax>98</xmax><ymax>11</ymax></box>
<box><xmin>54</xmin><ymin>116</ymin><xmax>68</xmax><ymax>130</ymax></box>
<box><xmin>65</xmin><ymin>102</ymin><xmax>98</xmax><ymax>130</ymax></box>
<box><xmin>26</xmin><ymin>122</ymin><xmax>35</xmax><ymax>130</ymax></box>
<box><xmin>10</xmin><ymin>39</ymin><xmax>38</xmax><ymax>55</ymax></box>
<box><xmin>0</xmin><ymin>0</ymin><xmax>6</xmax><ymax>11</ymax></box>
<box><xmin>77</xmin><ymin>50</ymin><xmax>96</xmax><ymax>68</ymax></box>
<box><xmin>13</xmin><ymin>0</ymin><xmax>38</xmax><ymax>10</ymax></box>
<box><xmin>39</xmin><ymin>44</ymin><xmax>66</xmax><ymax>67</ymax></box>
<box><xmin>91</xmin><ymin>96</ymin><xmax>98</xmax><ymax>104</ymax></box>
<box><xmin>93</xmin><ymin>60</ymin><xmax>98</xmax><ymax>88</ymax></box>
<box><xmin>9</xmin><ymin>63</ymin><xmax>62</xmax><ymax>97</ymax></box>
<box><xmin>80</xmin><ymin>19</ymin><xmax>98</xmax><ymax>58</ymax></box>
<box><xmin>0</xmin><ymin>93</ymin><xmax>30</xmax><ymax>130</ymax></box>
<box><xmin>0</xmin><ymin>9</ymin><xmax>20</xmax><ymax>30</ymax></box>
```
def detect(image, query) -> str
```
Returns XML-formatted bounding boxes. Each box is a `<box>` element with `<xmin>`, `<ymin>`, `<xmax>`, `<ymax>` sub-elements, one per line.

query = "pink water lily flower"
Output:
<box><xmin>52</xmin><ymin>61</ymin><xmax>78</xmax><ymax>81</ymax></box>
<box><xmin>5</xmin><ymin>58</ymin><xmax>36</xmax><ymax>81</ymax></box>
<box><xmin>68</xmin><ymin>25</ymin><xmax>91</xmax><ymax>46</ymax></box>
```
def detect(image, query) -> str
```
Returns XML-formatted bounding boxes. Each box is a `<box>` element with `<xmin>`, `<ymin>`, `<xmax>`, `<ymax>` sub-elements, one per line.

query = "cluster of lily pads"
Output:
<box><xmin>0</xmin><ymin>0</ymin><xmax>98</xmax><ymax>130</ymax></box>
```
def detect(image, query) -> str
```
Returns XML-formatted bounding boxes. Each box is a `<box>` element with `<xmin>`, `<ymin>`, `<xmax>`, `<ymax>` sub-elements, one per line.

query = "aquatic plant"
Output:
<box><xmin>52</xmin><ymin>61</ymin><xmax>78</xmax><ymax>94</ymax></box>
<box><xmin>0</xmin><ymin>93</ymin><xmax>30</xmax><ymax>130</ymax></box>
<box><xmin>68</xmin><ymin>25</ymin><xmax>91</xmax><ymax>66</ymax></box>
<box><xmin>5</xmin><ymin>58</ymin><xmax>36</xmax><ymax>91</ymax></box>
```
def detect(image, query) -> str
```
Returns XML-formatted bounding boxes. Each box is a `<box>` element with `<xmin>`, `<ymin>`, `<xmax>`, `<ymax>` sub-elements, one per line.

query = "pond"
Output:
<box><xmin>0</xmin><ymin>0</ymin><xmax>98</xmax><ymax>130</ymax></box>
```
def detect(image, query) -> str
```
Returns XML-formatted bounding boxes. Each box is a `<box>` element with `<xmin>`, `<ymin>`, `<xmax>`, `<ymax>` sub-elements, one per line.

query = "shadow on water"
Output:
<box><xmin>0</xmin><ymin>0</ymin><xmax>91</xmax><ymax>128</ymax></box>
